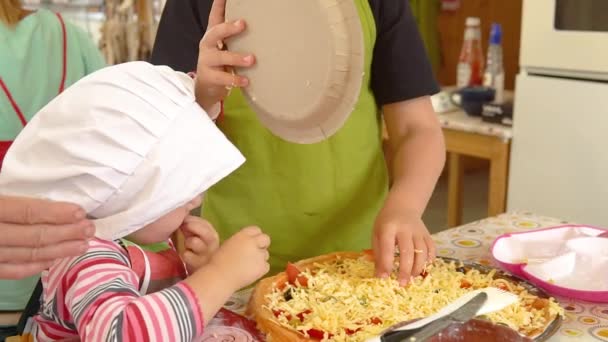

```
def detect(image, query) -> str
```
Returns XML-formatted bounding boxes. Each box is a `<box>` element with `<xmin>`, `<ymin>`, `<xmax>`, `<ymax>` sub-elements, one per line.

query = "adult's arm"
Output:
<box><xmin>374</xmin><ymin>97</ymin><xmax>445</xmax><ymax>283</ymax></box>
<box><xmin>369</xmin><ymin>0</ymin><xmax>444</xmax><ymax>284</ymax></box>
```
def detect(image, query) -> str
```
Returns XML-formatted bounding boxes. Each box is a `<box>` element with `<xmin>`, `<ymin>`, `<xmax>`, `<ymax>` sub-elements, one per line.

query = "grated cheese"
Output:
<box><xmin>264</xmin><ymin>257</ymin><xmax>563</xmax><ymax>341</ymax></box>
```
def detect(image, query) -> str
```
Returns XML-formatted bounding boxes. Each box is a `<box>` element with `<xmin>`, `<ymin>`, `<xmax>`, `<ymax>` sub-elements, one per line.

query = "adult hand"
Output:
<box><xmin>180</xmin><ymin>216</ymin><xmax>220</xmax><ymax>273</ymax></box>
<box><xmin>194</xmin><ymin>0</ymin><xmax>255</xmax><ymax>112</ymax></box>
<box><xmin>373</xmin><ymin>203</ymin><xmax>435</xmax><ymax>286</ymax></box>
<box><xmin>0</xmin><ymin>196</ymin><xmax>94</xmax><ymax>279</ymax></box>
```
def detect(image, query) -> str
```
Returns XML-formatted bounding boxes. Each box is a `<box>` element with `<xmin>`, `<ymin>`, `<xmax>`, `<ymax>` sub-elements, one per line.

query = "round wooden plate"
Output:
<box><xmin>224</xmin><ymin>0</ymin><xmax>364</xmax><ymax>144</ymax></box>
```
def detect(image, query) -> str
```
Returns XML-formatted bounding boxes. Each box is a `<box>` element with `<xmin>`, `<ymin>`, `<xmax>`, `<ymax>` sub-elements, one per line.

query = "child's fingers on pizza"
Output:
<box><xmin>375</xmin><ymin>230</ymin><xmax>396</xmax><ymax>278</ymax></box>
<box><xmin>425</xmin><ymin>236</ymin><xmax>437</xmax><ymax>260</ymax></box>
<box><xmin>397</xmin><ymin>232</ymin><xmax>415</xmax><ymax>286</ymax></box>
<box><xmin>371</xmin><ymin>232</ymin><xmax>377</xmax><ymax>256</ymax></box>
<box><xmin>411</xmin><ymin>236</ymin><xmax>428</xmax><ymax>277</ymax></box>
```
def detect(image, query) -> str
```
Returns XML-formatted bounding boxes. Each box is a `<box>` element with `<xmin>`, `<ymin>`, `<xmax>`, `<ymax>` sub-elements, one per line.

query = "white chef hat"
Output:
<box><xmin>0</xmin><ymin>61</ymin><xmax>245</xmax><ymax>241</ymax></box>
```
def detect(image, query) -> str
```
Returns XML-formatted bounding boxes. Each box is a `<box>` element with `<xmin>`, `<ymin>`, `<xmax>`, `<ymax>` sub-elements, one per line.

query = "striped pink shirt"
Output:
<box><xmin>33</xmin><ymin>238</ymin><xmax>204</xmax><ymax>341</ymax></box>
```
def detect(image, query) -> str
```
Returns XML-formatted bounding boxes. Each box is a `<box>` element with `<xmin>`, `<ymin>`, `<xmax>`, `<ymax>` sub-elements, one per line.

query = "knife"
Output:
<box><xmin>380</xmin><ymin>291</ymin><xmax>488</xmax><ymax>342</ymax></box>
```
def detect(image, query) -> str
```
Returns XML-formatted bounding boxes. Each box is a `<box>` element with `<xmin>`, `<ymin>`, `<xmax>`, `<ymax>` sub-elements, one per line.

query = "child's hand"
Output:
<box><xmin>373</xmin><ymin>205</ymin><xmax>435</xmax><ymax>287</ymax></box>
<box><xmin>182</xmin><ymin>226</ymin><xmax>270</xmax><ymax>325</ymax></box>
<box><xmin>180</xmin><ymin>216</ymin><xmax>220</xmax><ymax>273</ymax></box>
<box><xmin>210</xmin><ymin>226</ymin><xmax>270</xmax><ymax>291</ymax></box>
<box><xmin>195</xmin><ymin>0</ymin><xmax>255</xmax><ymax>112</ymax></box>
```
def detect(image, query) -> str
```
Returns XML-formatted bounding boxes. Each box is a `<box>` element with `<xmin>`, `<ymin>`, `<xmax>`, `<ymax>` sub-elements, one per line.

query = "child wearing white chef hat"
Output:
<box><xmin>0</xmin><ymin>61</ymin><xmax>270</xmax><ymax>341</ymax></box>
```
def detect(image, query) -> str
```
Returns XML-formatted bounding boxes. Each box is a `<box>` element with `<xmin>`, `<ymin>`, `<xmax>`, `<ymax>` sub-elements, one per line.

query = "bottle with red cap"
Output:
<box><xmin>456</xmin><ymin>17</ymin><xmax>484</xmax><ymax>88</ymax></box>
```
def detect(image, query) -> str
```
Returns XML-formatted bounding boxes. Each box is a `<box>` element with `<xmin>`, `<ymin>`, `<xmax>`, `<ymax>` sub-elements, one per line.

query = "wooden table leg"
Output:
<box><xmin>447</xmin><ymin>152</ymin><xmax>465</xmax><ymax>227</ymax></box>
<box><xmin>488</xmin><ymin>141</ymin><xmax>511</xmax><ymax>217</ymax></box>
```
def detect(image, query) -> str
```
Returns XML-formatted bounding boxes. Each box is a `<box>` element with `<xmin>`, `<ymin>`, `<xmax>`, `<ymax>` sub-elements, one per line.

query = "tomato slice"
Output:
<box><xmin>296</xmin><ymin>309</ymin><xmax>312</xmax><ymax>322</ymax></box>
<box><xmin>496</xmin><ymin>282</ymin><xmax>509</xmax><ymax>291</ymax></box>
<box><xmin>460</xmin><ymin>279</ymin><xmax>472</xmax><ymax>289</ymax></box>
<box><xmin>272</xmin><ymin>309</ymin><xmax>292</xmax><ymax>321</ymax></box>
<box><xmin>531</xmin><ymin>298</ymin><xmax>549</xmax><ymax>310</ymax></box>
<box><xmin>305</xmin><ymin>328</ymin><xmax>329</xmax><ymax>339</ymax></box>
<box><xmin>286</xmin><ymin>262</ymin><xmax>309</xmax><ymax>287</ymax></box>
<box><xmin>345</xmin><ymin>318</ymin><xmax>380</xmax><ymax>336</ymax></box>
<box><xmin>345</xmin><ymin>327</ymin><xmax>362</xmax><ymax>335</ymax></box>
<box><xmin>370</xmin><ymin>317</ymin><xmax>382</xmax><ymax>325</ymax></box>
<box><xmin>277</xmin><ymin>281</ymin><xmax>288</xmax><ymax>291</ymax></box>
<box><xmin>296</xmin><ymin>274</ymin><xmax>309</xmax><ymax>287</ymax></box>
<box><xmin>286</xmin><ymin>263</ymin><xmax>300</xmax><ymax>284</ymax></box>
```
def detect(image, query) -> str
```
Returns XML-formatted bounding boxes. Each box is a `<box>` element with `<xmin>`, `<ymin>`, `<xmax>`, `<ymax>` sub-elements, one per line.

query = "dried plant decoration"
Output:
<box><xmin>100</xmin><ymin>0</ymin><xmax>157</xmax><ymax>64</ymax></box>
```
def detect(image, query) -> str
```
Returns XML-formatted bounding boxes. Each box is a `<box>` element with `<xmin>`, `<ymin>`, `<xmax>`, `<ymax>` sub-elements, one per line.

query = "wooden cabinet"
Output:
<box><xmin>436</xmin><ymin>0</ymin><xmax>523</xmax><ymax>90</ymax></box>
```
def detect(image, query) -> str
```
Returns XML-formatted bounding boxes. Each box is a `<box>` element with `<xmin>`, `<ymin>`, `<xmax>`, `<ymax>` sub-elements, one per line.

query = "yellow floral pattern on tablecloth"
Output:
<box><xmin>589</xmin><ymin>326</ymin><xmax>608</xmax><ymax>341</ymax></box>
<box><xmin>592</xmin><ymin>306</ymin><xmax>608</xmax><ymax>320</ymax></box>
<box><xmin>560</xmin><ymin>328</ymin><xmax>583</xmax><ymax>337</ymax></box>
<box><xmin>580</xmin><ymin>316</ymin><xmax>600</xmax><ymax>325</ymax></box>
<box><xmin>223</xmin><ymin>211</ymin><xmax>604</xmax><ymax>341</ymax></box>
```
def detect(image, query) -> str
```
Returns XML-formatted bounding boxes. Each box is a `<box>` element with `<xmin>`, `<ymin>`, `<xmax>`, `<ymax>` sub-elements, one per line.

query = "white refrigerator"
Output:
<box><xmin>507</xmin><ymin>0</ymin><xmax>608</xmax><ymax>226</ymax></box>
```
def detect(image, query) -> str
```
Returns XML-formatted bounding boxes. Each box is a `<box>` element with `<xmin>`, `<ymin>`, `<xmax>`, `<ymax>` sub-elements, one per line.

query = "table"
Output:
<box><xmin>222</xmin><ymin>212</ymin><xmax>608</xmax><ymax>341</ymax></box>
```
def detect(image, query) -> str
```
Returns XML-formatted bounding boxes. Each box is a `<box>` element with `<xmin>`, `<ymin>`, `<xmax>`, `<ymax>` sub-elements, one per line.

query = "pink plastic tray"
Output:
<box><xmin>491</xmin><ymin>225</ymin><xmax>608</xmax><ymax>302</ymax></box>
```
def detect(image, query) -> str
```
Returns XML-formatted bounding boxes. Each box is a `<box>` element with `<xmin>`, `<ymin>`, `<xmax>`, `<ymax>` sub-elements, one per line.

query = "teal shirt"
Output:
<box><xmin>0</xmin><ymin>9</ymin><xmax>105</xmax><ymax>312</ymax></box>
<box><xmin>0</xmin><ymin>8</ymin><xmax>105</xmax><ymax>141</ymax></box>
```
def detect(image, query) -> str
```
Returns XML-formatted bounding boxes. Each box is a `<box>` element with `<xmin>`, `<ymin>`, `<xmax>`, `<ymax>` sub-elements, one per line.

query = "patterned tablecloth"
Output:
<box><xmin>222</xmin><ymin>212</ymin><xmax>607</xmax><ymax>342</ymax></box>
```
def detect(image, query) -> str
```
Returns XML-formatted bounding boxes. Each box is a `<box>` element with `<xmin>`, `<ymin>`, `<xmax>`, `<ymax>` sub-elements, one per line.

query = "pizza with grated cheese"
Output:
<box><xmin>246</xmin><ymin>251</ymin><xmax>563</xmax><ymax>342</ymax></box>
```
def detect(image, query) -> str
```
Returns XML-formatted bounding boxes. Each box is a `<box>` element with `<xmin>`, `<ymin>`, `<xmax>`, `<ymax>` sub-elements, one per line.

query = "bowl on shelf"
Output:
<box><xmin>451</xmin><ymin>86</ymin><xmax>496</xmax><ymax>116</ymax></box>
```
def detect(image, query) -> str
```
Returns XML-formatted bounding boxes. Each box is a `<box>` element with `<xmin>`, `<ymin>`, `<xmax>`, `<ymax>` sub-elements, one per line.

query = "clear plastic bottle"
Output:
<box><xmin>457</xmin><ymin>17</ymin><xmax>484</xmax><ymax>88</ymax></box>
<box><xmin>483</xmin><ymin>23</ymin><xmax>505</xmax><ymax>103</ymax></box>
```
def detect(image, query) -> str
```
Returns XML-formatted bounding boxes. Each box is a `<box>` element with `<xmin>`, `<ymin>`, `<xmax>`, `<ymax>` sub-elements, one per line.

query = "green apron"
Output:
<box><xmin>203</xmin><ymin>0</ymin><xmax>388</xmax><ymax>275</ymax></box>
